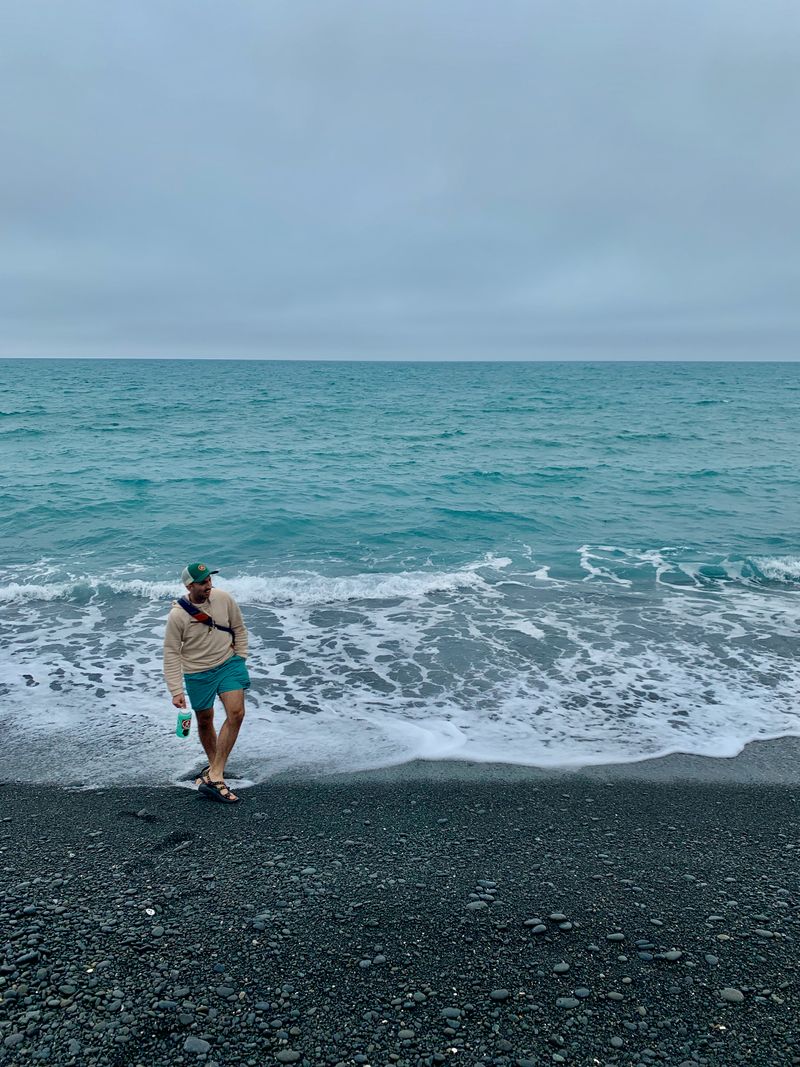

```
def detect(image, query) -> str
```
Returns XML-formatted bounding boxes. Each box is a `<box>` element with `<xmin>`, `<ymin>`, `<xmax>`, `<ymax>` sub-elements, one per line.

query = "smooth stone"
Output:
<box><xmin>184</xmin><ymin>1036</ymin><xmax>211</xmax><ymax>1053</ymax></box>
<box><xmin>721</xmin><ymin>988</ymin><xmax>745</xmax><ymax>1003</ymax></box>
<box><xmin>276</xmin><ymin>1053</ymin><xmax>301</xmax><ymax>1064</ymax></box>
<box><xmin>489</xmin><ymin>989</ymin><xmax>510</xmax><ymax>1001</ymax></box>
<box><xmin>555</xmin><ymin>997</ymin><xmax>580</xmax><ymax>1009</ymax></box>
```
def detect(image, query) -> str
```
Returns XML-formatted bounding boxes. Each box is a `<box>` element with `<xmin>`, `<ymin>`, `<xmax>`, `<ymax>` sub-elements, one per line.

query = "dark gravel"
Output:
<box><xmin>1</xmin><ymin>774</ymin><xmax>798</xmax><ymax>1066</ymax></box>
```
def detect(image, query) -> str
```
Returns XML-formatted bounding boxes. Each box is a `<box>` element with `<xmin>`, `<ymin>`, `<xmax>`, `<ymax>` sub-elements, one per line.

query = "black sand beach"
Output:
<box><xmin>2</xmin><ymin>744</ymin><xmax>799</xmax><ymax>1067</ymax></box>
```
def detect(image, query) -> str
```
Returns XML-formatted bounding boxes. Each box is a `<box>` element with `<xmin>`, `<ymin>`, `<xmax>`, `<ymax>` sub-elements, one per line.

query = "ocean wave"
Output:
<box><xmin>0</xmin><ymin>563</ymin><xmax>496</xmax><ymax>606</ymax></box>
<box><xmin>220</xmin><ymin>568</ymin><xmax>490</xmax><ymax>605</ymax></box>
<box><xmin>2</xmin><ymin>549</ymin><xmax>798</xmax><ymax>606</ymax></box>
<box><xmin>748</xmin><ymin>556</ymin><xmax>800</xmax><ymax>583</ymax></box>
<box><xmin>2</xmin><ymin>544</ymin><xmax>799</xmax><ymax>785</ymax></box>
<box><xmin>574</xmin><ymin>546</ymin><xmax>800</xmax><ymax>590</ymax></box>
<box><xmin>0</xmin><ymin>582</ymin><xmax>74</xmax><ymax>603</ymax></box>
<box><xmin>0</xmin><ymin>427</ymin><xmax>46</xmax><ymax>438</ymax></box>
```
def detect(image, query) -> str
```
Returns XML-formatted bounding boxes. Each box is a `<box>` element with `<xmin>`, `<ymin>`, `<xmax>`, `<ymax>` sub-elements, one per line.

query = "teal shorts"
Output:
<box><xmin>184</xmin><ymin>654</ymin><xmax>250</xmax><ymax>712</ymax></box>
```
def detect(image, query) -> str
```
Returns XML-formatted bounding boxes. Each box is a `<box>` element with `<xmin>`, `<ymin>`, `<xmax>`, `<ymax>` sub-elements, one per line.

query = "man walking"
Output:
<box><xmin>163</xmin><ymin>562</ymin><xmax>250</xmax><ymax>804</ymax></box>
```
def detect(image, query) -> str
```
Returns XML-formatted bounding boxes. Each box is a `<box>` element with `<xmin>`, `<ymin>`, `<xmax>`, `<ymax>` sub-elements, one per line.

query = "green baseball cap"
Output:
<box><xmin>181</xmin><ymin>562</ymin><xmax>219</xmax><ymax>586</ymax></box>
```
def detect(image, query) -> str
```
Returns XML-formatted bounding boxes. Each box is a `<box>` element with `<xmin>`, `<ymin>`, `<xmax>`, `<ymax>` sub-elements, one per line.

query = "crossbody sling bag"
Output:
<box><xmin>177</xmin><ymin>597</ymin><xmax>236</xmax><ymax>645</ymax></box>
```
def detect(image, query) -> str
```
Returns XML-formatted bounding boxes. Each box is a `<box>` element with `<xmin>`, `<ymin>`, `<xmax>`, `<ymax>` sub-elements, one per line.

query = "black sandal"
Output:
<box><xmin>194</xmin><ymin>766</ymin><xmax>211</xmax><ymax>787</ymax></box>
<box><xmin>199</xmin><ymin>779</ymin><xmax>241</xmax><ymax>804</ymax></box>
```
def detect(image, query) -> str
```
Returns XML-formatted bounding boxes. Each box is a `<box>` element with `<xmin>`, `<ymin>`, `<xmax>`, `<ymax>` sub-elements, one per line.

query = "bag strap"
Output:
<box><xmin>177</xmin><ymin>597</ymin><xmax>235</xmax><ymax>641</ymax></box>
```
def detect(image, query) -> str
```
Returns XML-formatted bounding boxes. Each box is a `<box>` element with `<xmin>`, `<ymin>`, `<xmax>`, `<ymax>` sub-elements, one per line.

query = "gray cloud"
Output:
<box><xmin>2</xmin><ymin>1</ymin><xmax>799</xmax><ymax>358</ymax></box>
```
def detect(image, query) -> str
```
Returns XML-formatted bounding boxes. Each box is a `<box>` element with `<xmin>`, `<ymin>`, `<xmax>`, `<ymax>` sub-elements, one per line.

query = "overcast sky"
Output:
<box><xmin>2</xmin><ymin>1</ymin><xmax>799</xmax><ymax>360</ymax></box>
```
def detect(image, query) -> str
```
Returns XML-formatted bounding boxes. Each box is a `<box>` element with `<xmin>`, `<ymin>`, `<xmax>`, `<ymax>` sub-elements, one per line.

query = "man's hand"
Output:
<box><xmin>172</xmin><ymin>693</ymin><xmax>187</xmax><ymax>709</ymax></box>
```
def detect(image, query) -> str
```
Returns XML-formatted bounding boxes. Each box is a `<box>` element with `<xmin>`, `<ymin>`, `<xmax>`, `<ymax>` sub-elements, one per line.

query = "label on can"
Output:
<box><xmin>175</xmin><ymin>711</ymin><xmax>192</xmax><ymax>738</ymax></box>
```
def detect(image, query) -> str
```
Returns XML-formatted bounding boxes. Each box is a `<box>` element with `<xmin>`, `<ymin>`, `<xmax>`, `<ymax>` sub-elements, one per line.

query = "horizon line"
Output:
<box><xmin>2</xmin><ymin>354</ymin><xmax>799</xmax><ymax>365</ymax></box>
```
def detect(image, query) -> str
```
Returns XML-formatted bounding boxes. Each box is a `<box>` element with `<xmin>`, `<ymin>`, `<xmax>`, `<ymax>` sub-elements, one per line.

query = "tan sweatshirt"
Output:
<box><xmin>163</xmin><ymin>588</ymin><xmax>249</xmax><ymax>697</ymax></box>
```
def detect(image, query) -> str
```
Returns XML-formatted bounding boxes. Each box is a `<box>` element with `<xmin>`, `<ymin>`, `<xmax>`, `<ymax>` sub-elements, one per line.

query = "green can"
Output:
<box><xmin>175</xmin><ymin>711</ymin><xmax>192</xmax><ymax>738</ymax></box>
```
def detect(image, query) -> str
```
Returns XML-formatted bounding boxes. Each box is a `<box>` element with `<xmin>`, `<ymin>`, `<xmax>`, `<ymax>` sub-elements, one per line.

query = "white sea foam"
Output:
<box><xmin>0</xmin><ymin>563</ymin><xmax>493</xmax><ymax>606</ymax></box>
<box><xmin>578</xmin><ymin>545</ymin><xmax>633</xmax><ymax>586</ymax></box>
<box><xmin>0</xmin><ymin>582</ymin><xmax>74</xmax><ymax>603</ymax></box>
<box><xmin>220</xmin><ymin>568</ymin><xmax>488</xmax><ymax>605</ymax></box>
<box><xmin>750</xmin><ymin>556</ymin><xmax>800</xmax><ymax>582</ymax></box>
<box><xmin>3</xmin><ymin>548</ymin><xmax>799</xmax><ymax>786</ymax></box>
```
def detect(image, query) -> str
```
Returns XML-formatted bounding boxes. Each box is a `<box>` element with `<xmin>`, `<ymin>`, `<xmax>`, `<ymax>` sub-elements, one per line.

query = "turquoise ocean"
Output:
<box><xmin>2</xmin><ymin>358</ymin><xmax>799</xmax><ymax>787</ymax></box>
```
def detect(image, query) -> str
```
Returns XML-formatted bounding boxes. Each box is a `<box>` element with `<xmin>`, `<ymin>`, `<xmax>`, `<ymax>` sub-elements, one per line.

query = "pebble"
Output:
<box><xmin>489</xmin><ymin>988</ymin><xmax>510</xmax><ymax>1001</ymax></box>
<box><xmin>555</xmin><ymin>997</ymin><xmax>580</xmax><ymax>1009</ymax></box>
<box><xmin>553</xmin><ymin>962</ymin><xmax>570</xmax><ymax>974</ymax></box>
<box><xmin>276</xmin><ymin>1053</ymin><xmax>301</xmax><ymax>1064</ymax></box>
<box><xmin>466</xmin><ymin>901</ymin><xmax>488</xmax><ymax>910</ymax></box>
<box><xmin>184</xmin><ymin>1036</ymin><xmax>211</xmax><ymax>1053</ymax></box>
<box><xmin>720</xmin><ymin>987</ymin><xmax>745</xmax><ymax>1003</ymax></box>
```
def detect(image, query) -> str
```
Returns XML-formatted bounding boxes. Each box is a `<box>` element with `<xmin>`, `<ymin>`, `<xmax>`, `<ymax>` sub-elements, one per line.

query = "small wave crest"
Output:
<box><xmin>0</xmin><ymin>582</ymin><xmax>74</xmax><ymax>604</ymax></box>
<box><xmin>748</xmin><ymin>556</ymin><xmax>800</xmax><ymax>584</ymax></box>
<box><xmin>0</xmin><ymin>563</ymin><xmax>496</xmax><ymax>606</ymax></box>
<box><xmin>223</xmin><ymin>568</ymin><xmax>489</xmax><ymax>605</ymax></box>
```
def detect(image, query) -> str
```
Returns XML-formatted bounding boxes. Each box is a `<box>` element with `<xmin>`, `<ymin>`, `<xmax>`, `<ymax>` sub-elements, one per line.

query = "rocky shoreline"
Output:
<box><xmin>2</xmin><ymin>769</ymin><xmax>799</xmax><ymax>1066</ymax></box>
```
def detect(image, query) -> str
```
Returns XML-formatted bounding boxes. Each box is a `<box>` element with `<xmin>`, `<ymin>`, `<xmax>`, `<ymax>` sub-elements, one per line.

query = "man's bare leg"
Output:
<box><xmin>195</xmin><ymin>707</ymin><xmax>217</xmax><ymax>783</ymax></box>
<box><xmin>207</xmin><ymin>688</ymin><xmax>245</xmax><ymax>801</ymax></box>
